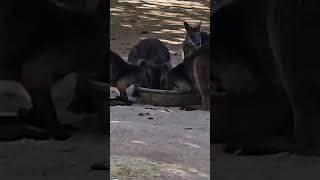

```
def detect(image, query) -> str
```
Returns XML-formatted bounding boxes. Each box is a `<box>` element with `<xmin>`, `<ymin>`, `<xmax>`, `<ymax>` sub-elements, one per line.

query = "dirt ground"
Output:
<box><xmin>110</xmin><ymin>105</ymin><xmax>210</xmax><ymax>179</ymax></box>
<box><xmin>212</xmin><ymin>144</ymin><xmax>320</xmax><ymax>180</ymax></box>
<box><xmin>0</xmin><ymin>74</ymin><xmax>108</xmax><ymax>180</ymax></box>
<box><xmin>110</xmin><ymin>0</ymin><xmax>210</xmax><ymax>179</ymax></box>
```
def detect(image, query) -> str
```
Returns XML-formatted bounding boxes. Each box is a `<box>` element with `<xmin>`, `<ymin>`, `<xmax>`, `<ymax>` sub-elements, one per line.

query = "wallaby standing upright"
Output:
<box><xmin>182</xmin><ymin>21</ymin><xmax>210</xmax><ymax>59</ymax></box>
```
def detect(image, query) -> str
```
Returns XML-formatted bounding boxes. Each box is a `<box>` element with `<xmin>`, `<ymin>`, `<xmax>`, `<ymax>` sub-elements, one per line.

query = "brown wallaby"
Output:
<box><xmin>111</xmin><ymin>50</ymin><xmax>152</xmax><ymax>105</ymax></box>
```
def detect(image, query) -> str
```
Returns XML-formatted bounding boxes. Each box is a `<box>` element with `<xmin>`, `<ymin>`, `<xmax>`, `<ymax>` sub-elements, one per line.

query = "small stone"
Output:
<box><xmin>138</xmin><ymin>112</ymin><xmax>150</xmax><ymax>116</ymax></box>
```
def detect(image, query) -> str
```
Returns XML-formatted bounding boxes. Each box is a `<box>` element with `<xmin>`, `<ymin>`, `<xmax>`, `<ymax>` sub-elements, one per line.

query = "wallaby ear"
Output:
<box><xmin>184</xmin><ymin>21</ymin><xmax>191</xmax><ymax>32</ymax></box>
<box><xmin>195</xmin><ymin>21</ymin><xmax>202</xmax><ymax>31</ymax></box>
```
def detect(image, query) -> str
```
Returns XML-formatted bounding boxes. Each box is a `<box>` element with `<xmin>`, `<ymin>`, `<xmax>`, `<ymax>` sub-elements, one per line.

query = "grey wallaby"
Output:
<box><xmin>182</xmin><ymin>21</ymin><xmax>210</xmax><ymax>59</ymax></box>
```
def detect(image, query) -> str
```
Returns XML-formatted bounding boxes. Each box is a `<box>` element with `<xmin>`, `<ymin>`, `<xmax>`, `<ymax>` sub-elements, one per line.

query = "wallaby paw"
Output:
<box><xmin>24</xmin><ymin>125</ymin><xmax>51</xmax><ymax>140</ymax></box>
<box><xmin>124</xmin><ymin>101</ymin><xmax>133</xmax><ymax>106</ymax></box>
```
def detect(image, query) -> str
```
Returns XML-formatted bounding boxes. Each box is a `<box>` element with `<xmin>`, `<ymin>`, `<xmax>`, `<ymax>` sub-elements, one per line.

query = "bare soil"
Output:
<box><xmin>0</xmin><ymin>74</ymin><xmax>108</xmax><ymax>180</ymax></box>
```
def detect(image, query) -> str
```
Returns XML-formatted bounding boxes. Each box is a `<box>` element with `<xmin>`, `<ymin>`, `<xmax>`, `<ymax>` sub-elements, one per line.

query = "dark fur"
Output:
<box><xmin>162</xmin><ymin>44</ymin><xmax>210</xmax><ymax>110</ymax></box>
<box><xmin>0</xmin><ymin>0</ymin><xmax>105</xmax><ymax>140</ymax></box>
<box><xmin>111</xmin><ymin>50</ymin><xmax>151</xmax><ymax>105</ymax></box>
<box><xmin>182</xmin><ymin>21</ymin><xmax>210</xmax><ymax>59</ymax></box>
<box><xmin>128</xmin><ymin>38</ymin><xmax>171</xmax><ymax>96</ymax></box>
<box><xmin>212</xmin><ymin>0</ymin><xmax>320</xmax><ymax>155</ymax></box>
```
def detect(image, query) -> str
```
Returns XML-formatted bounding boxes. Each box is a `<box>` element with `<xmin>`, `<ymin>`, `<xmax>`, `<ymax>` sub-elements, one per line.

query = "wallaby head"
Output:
<box><xmin>139</xmin><ymin>59</ymin><xmax>148</xmax><ymax>69</ymax></box>
<box><xmin>136</xmin><ymin>58</ymin><xmax>150</xmax><ymax>68</ymax></box>
<box><xmin>184</xmin><ymin>21</ymin><xmax>202</xmax><ymax>49</ymax></box>
<box><xmin>137</xmin><ymin>59</ymin><xmax>158</xmax><ymax>88</ymax></box>
<box><xmin>160</xmin><ymin>63</ymin><xmax>187</xmax><ymax>91</ymax></box>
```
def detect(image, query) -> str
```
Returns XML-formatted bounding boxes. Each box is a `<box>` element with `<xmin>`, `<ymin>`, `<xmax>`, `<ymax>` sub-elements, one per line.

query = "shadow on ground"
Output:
<box><xmin>110</xmin><ymin>0</ymin><xmax>210</xmax><ymax>65</ymax></box>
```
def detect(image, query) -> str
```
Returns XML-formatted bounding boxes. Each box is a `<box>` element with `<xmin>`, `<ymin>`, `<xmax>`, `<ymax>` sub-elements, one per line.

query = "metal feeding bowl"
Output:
<box><xmin>138</xmin><ymin>87</ymin><xmax>201</xmax><ymax>107</ymax></box>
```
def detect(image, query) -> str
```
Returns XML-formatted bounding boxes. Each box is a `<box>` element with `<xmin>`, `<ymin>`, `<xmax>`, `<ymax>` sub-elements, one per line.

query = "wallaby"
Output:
<box><xmin>128</xmin><ymin>38</ymin><xmax>172</xmax><ymax>96</ymax></box>
<box><xmin>161</xmin><ymin>45</ymin><xmax>210</xmax><ymax>110</ymax></box>
<box><xmin>182</xmin><ymin>21</ymin><xmax>210</xmax><ymax>59</ymax></box>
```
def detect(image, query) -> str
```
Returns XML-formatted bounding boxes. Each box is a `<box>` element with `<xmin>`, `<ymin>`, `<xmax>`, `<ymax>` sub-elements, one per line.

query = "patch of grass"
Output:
<box><xmin>110</xmin><ymin>155</ymin><xmax>198</xmax><ymax>180</ymax></box>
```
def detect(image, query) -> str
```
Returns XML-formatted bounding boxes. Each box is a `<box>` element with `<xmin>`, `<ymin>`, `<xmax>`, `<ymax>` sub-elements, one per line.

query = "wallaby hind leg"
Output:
<box><xmin>115</xmin><ymin>79</ymin><xmax>131</xmax><ymax>105</ymax></box>
<box><xmin>194</xmin><ymin>56</ymin><xmax>210</xmax><ymax>111</ymax></box>
<box><xmin>21</xmin><ymin>58</ymin><xmax>71</xmax><ymax>140</ymax></box>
